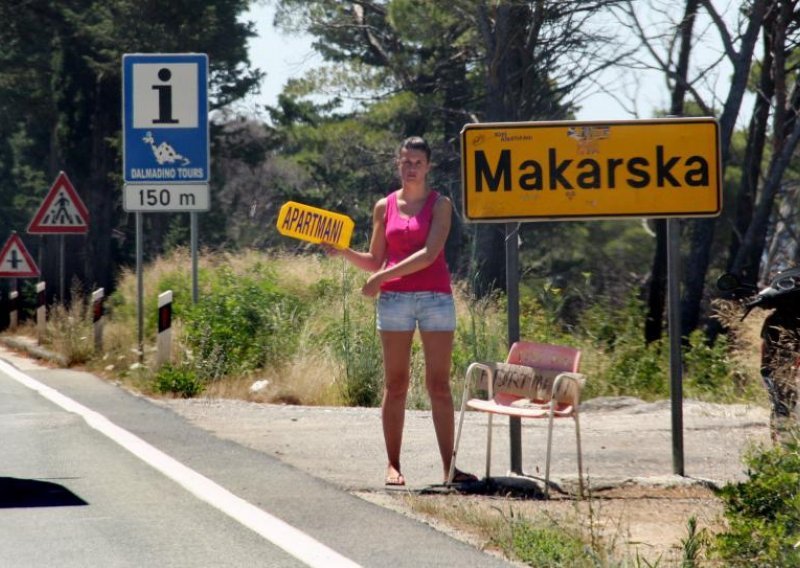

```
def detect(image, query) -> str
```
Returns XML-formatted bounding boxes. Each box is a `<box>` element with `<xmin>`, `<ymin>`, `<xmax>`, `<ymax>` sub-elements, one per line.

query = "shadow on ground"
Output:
<box><xmin>412</xmin><ymin>476</ymin><xmax>557</xmax><ymax>500</ymax></box>
<box><xmin>0</xmin><ymin>477</ymin><xmax>88</xmax><ymax>508</ymax></box>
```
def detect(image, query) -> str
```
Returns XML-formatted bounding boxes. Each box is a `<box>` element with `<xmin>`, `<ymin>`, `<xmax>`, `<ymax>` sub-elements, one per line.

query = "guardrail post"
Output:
<box><xmin>36</xmin><ymin>281</ymin><xmax>46</xmax><ymax>343</ymax></box>
<box><xmin>156</xmin><ymin>290</ymin><xmax>173</xmax><ymax>368</ymax></box>
<box><xmin>92</xmin><ymin>287</ymin><xmax>104</xmax><ymax>352</ymax></box>
<box><xmin>9</xmin><ymin>287</ymin><xmax>18</xmax><ymax>332</ymax></box>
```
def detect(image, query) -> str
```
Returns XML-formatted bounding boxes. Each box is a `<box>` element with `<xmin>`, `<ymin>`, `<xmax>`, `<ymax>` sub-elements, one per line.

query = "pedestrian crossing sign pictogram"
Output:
<box><xmin>28</xmin><ymin>171</ymin><xmax>90</xmax><ymax>234</ymax></box>
<box><xmin>0</xmin><ymin>233</ymin><xmax>39</xmax><ymax>278</ymax></box>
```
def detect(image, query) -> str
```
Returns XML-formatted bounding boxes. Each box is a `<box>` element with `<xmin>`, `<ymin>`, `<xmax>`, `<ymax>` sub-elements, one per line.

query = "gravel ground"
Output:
<box><xmin>157</xmin><ymin>395</ymin><xmax>771</xmax><ymax>492</ymax></box>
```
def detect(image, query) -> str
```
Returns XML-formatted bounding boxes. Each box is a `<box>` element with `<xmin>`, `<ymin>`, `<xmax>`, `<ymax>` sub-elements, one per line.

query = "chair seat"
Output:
<box><xmin>466</xmin><ymin>397</ymin><xmax>575</xmax><ymax>418</ymax></box>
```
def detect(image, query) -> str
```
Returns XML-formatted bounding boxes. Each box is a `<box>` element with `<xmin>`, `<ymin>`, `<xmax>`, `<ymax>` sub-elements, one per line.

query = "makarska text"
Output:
<box><xmin>473</xmin><ymin>145</ymin><xmax>712</xmax><ymax>192</ymax></box>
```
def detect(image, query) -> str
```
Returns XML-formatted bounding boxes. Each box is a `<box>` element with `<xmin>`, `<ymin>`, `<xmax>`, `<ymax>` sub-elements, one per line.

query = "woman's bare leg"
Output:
<box><xmin>380</xmin><ymin>330</ymin><xmax>414</xmax><ymax>483</ymax></box>
<box><xmin>420</xmin><ymin>330</ymin><xmax>456</xmax><ymax>480</ymax></box>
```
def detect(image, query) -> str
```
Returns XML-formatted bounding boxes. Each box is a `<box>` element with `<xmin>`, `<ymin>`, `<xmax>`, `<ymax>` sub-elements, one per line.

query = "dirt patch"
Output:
<box><xmin>358</xmin><ymin>483</ymin><xmax>725</xmax><ymax>566</ymax></box>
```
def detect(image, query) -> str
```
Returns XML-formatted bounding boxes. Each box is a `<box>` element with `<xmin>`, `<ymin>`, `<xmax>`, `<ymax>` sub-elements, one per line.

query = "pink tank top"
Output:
<box><xmin>381</xmin><ymin>190</ymin><xmax>452</xmax><ymax>293</ymax></box>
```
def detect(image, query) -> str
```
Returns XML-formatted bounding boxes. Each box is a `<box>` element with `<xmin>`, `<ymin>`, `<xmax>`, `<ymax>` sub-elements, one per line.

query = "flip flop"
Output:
<box><xmin>386</xmin><ymin>475</ymin><xmax>406</xmax><ymax>487</ymax></box>
<box><xmin>385</xmin><ymin>472</ymin><xmax>406</xmax><ymax>486</ymax></box>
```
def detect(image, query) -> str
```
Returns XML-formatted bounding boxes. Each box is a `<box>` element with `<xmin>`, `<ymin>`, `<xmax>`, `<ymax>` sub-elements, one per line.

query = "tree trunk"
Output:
<box><xmin>84</xmin><ymin>73</ymin><xmax>120</xmax><ymax>294</ymax></box>
<box><xmin>470</xmin><ymin>2</ymin><xmax>539</xmax><ymax>296</ymax></box>
<box><xmin>726</xmin><ymin>29</ymin><xmax>773</xmax><ymax>275</ymax></box>
<box><xmin>644</xmin><ymin>220</ymin><xmax>668</xmax><ymax>342</ymax></box>
<box><xmin>731</xmin><ymin>117</ymin><xmax>800</xmax><ymax>279</ymax></box>
<box><xmin>679</xmin><ymin>0</ymin><xmax>767</xmax><ymax>334</ymax></box>
<box><xmin>643</xmin><ymin>0</ymin><xmax>697</xmax><ymax>342</ymax></box>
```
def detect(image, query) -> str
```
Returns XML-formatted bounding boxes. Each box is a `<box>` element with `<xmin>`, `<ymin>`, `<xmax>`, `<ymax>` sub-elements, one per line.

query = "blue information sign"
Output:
<box><xmin>123</xmin><ymin>54</ymin><xmax>209</xmax><ymax>184</ymax></box>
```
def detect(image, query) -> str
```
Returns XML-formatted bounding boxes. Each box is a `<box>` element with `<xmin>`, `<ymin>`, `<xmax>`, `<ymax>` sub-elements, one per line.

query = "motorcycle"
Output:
<box><xmin>717</xmin><ymin>267</ymin><xmax>800</xmax><ymax>443</ymax></box>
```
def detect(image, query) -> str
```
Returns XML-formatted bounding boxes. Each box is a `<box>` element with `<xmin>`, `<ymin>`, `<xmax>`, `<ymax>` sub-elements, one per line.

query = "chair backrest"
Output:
<box><xmin>476</xmin><ymin>341</ymin><xmax>582</xmax><ymax>404</ymax></box>
<box><xmin>506</xmin><ymin>341</ymin><xmax>581</xmax><ymax>373</ymax></box>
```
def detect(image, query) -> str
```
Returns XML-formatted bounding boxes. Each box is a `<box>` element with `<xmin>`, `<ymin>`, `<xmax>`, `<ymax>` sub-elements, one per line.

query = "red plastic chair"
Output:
<box><xmin>448</xmin><ymin>341</ymin><xmax>585</xmax><ymax>497</ymax></box>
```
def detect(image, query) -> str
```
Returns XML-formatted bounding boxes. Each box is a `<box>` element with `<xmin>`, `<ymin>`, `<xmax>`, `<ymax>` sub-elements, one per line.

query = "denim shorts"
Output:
<box><xmin>377</xmin><ymin>291</ymin><xmax>456</xmax><ymax>332</ymax></box>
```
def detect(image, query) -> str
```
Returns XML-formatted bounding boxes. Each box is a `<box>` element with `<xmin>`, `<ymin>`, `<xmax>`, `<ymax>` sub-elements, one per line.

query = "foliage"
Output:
<box><xmin>452</xmin><ymin>285</ymin><xmax>507</xmax><ymax>375</ymax></box>
<box><xmin>683</xmin><ymin>330</ymin><xmax>739</xmax><ymax>400</ymax></box>
<box><xmin>320</xmin><ymin>265</ymin><xmax>383</xmax><ymax>407</ymax></box>
<box><xmin>681</xmin><ymin>516</ymin><xmax>709</xmax><ymax>568</ymax></box>
<box><xmin>577</xmin><ymin>294</ymin><xmax>668</xmax><ymax>399</ymax></box>
<box><xmin>38</xmin><ymin>252</ymin><xmax>758</xmax><ymax>410</ymax></box>
<box><xmin>576</xmin><ymin>292</ymin><xmax>749</xmax><ymax>402</ymax></box>
<box><xmin>153</xmin><ymin>363</ymin><xmax>204</xmax><ymax>398</ymax></box>
<box><xmin>270</xmin><ymin>0</ymin><xmax>625</xmax><ymax>291</ymax></box>
<box><xmin>713</xmin><ymin>440</ymin><xmax>800</xmax><ymax>566</ymax></box>
<box><xmin>504</xmin><ymin>519</ymin><xmax>593</xmax><ymax>567</ymax></box>
<box><xmin>44</xmin><ymin>282</ymin><xmax>95</xmax><ymax>366</ymax></box>
<box><xmin>183</xmin><ymin>266</ymin><xmax>306</xmax><ymax>379</ymax></box>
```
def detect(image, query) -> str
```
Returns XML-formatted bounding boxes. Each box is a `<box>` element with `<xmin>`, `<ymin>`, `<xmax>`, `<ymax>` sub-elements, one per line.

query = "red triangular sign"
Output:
<box><xmin>0</xmin><ymin>233</ymin><xmax>39</xmax><ymax>278</ymax></box>
<box><xmin>28</xmin><ymin>171</ymin><xmax>89</xmax><ymax>234</ymax></box>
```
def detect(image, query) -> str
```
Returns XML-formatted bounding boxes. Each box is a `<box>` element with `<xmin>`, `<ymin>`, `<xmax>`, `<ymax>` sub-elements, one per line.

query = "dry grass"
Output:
<box><xmin>372</xmin><ymin>486</ymin><xmax>723</xmax><ymax>567</ymax></box>
<box><xmin>711</xmin><ymin>298</ymin><xmax>766</xmax><ymax>390</ymax></box>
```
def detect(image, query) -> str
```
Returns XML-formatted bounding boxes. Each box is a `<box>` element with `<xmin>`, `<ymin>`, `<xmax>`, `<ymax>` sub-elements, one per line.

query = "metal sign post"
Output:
<box><xmin>667</xmin><ymin>219</ymin><xmax>684</xmax><ymax>475</ymax></box>
<box><xmin>505</xmin><ymin>222</ymin><xmax>522</xmax><ymax>473</ymax></box>
<box><xmin>122</xmin><ymin>53</ymin><xmax>210</xmax><ymax>338</ymax></box>
<box><xmin>27</xmin><ymin>171</ymin><xmax>90</xmax><ymax>301</ymax></box>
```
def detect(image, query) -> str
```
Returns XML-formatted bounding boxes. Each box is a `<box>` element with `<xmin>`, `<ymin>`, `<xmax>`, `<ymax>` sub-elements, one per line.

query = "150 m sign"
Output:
<box><xmin>461</xmin><ymin>118</ymin><xmax>721</xmax><ymax>222</ymax></box>
<box><xmin>123</xmin><ymin>184</ymin><xmax>209</xmax><ymax>212</ymax></box>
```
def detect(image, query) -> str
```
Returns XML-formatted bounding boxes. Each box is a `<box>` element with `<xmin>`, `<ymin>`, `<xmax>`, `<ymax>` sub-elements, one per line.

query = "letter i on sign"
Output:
<box><xmin>152</xmin><ymin>68</ymin><xmax>178</xmax><ymax>124</ymax></box>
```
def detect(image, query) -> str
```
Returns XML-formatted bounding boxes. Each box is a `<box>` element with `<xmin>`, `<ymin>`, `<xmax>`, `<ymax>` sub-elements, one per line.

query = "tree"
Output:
<box><xmin>680</xmin><ymin>0</ymin><xmax>766</xmax><ymax>336</ymax></box>
<box><xmin>273</xmin><ymin>0</ymin><xmax>626</xmax><ymax>296</ymax></box>
<box><xmin>728</xmin><ymin>0</ymin><xmax>800</xmax><ymax>283</ymax></box>
<box><xmin>0</xmin><ymin>0</ymin><xmax>261</xmax><ymax>297</ymax></box>
<box><xmin>612</xmin><ymin>0</ymin><xmax>768</xmax><ymax>338</ymax></box>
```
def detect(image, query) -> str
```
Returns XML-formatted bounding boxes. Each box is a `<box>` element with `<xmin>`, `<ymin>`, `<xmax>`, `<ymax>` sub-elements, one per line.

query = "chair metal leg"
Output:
<box><xmin>574</xmin><ymin>411</ymin><xmax>584</xmax><ymax>499</ymax></box>
<box><xmin>485</xmin><ymin>413</ymin><xmax>493</xmax><ymax>479</ymax></box>
<box><xmin>544</xmin><ymin>399</ymin><xmax>556</xmax><ymax>498</ymax></box>
<box><xmin>448</xmin><ymin>369</ymin><xmax>472</xmax><ymax>485</ymax></box>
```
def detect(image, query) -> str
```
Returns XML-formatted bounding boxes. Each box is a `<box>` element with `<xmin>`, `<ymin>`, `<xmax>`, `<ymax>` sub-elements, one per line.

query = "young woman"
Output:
<box><xmin>327</xmin><ymin>136</ymin><xmax>476</xmax><ymax>486</ymax></box>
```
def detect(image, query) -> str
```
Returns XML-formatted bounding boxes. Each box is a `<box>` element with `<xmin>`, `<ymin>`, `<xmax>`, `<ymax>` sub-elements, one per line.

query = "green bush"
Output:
<box><xmin>153</xmin><ymin>364</ymin><xmax>204</xmax><ymax>398</ymax></box>
<box><xmin>183</xmin><ymin>267</ymin><xmax>305</xmax><ymax>379</ymax></box>
<box><xmin>713</xmin><ymin>440</ymin><xmax>800</xmax><ymax>566</ymax></box>
<box><xmin>87</xmin><ymin>253</ymin><xmax>758</xmax><ymax>408</ymax></box>
<box><xmin>505</xmin><ymin>519</ymin><xmax>594</xmax><ymax>567</ymax></box>
<box><xmin>322</xmin><ymin>268</ymin><xmax>383</xmax><ymax>407</ymax></box>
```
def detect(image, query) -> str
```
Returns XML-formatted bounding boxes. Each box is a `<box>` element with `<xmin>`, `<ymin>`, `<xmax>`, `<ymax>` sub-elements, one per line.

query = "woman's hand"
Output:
<box><xmin>321</xmin><ymin>243</ymin><xmax>342</xmax><ymax>257</ymax></box>
<box><xmin>361</xmin><ymin>273</ymin><xmax>383</xmax><ymax>297</ymax></box>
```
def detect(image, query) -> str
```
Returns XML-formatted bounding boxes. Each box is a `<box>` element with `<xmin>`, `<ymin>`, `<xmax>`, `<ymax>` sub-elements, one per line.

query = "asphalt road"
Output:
<box><xmin>0</xmin><ymin>345</ymin><xmax>513</xmax><ymax>568</ymax></box>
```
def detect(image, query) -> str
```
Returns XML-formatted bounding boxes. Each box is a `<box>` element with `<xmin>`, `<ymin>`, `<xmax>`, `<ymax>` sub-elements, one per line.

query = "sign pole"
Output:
<box><xmin>59</xmin><ymin>234</ymin><xmax>65</xmax><ymax>300</ymax></box>
<box><xmin>136</xmin><ymin>212</ymin><xmax>144</xmax><ymax>362</ymax></box>
<box><xmin>191</xmin><ymin>212</ymin><xmax>198</xmax><ymax>304</ymax></box>
<box><xmin>667</xmin><ymin>218</ymin><xmax>685</xmax><ymax>475</ymax></box>
<box><xmin>38</xmin><ymin>236</ymin><xmax>43</xmax><ymax>285</ymax></box>
<box><xmin>505</xmin><ymin>222</ymin><xmax>523</xmax><ymax>474</ymax></box>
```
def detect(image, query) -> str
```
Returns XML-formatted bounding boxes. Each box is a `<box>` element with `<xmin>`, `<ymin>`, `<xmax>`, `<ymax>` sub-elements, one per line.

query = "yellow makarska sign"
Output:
<box><xmin>461</xmin><ymin>118</ymin><xmax>721</xmax><ymax>222</ymax></box>
<box><xmin>276</xmin><ymin>201</ymin><xmax>354</xmax><ymax>249</ymax></box>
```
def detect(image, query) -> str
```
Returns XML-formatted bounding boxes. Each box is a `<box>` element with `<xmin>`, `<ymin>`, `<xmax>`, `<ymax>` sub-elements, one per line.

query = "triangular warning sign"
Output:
<box><xmin>0</xmin><ymin>233</ymin><xmax>39</xmax><ymax>278</ymax></box>
<box><xmin>28</xmin><ymin>171</ymin><xmax>89</xmax><ymax>234</ymax></box>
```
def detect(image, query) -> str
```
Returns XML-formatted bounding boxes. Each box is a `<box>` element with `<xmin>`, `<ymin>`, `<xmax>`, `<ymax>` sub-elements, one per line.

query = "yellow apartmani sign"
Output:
<box><xmin>276</xmin><ymin>201</ymin><xmax>355</xmax><ymax>249</ymax></box>
<box><xmin>461</xmin><ymin>118</ymin><xmax>721</xmax><ymax>222</ymax></box>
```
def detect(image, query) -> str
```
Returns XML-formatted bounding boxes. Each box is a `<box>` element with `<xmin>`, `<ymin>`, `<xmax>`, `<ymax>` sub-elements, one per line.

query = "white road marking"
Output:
<box><xmin>0</xmin><ymin>358</ymin><xmax>361</xmax><ymax>568</ymax></box>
